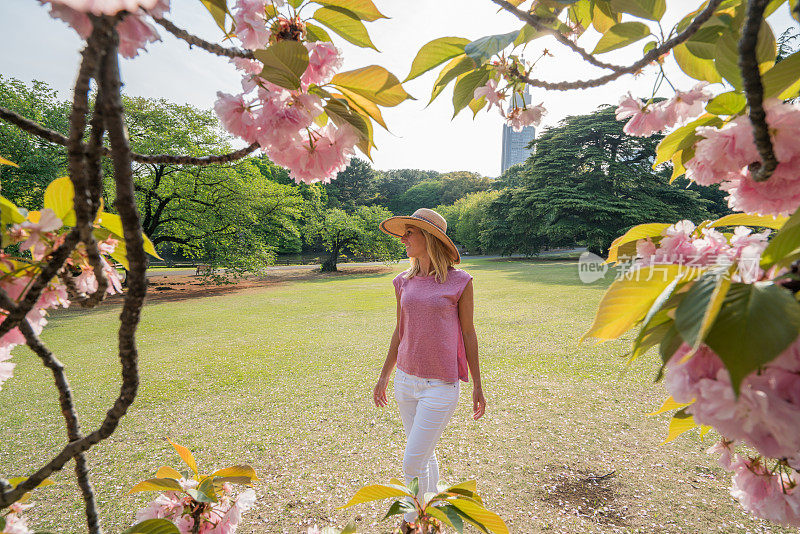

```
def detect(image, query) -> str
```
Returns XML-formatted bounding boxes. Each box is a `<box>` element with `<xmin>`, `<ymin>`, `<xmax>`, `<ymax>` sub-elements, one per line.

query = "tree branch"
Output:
<box><xmin>490</xmin><ymin>0</ymin><xmax>625</xmax><ymax>72</ymax></box>
<box><xmin>513</xmin><ymin>0</ymin><xmax>724</xmax><ymax>91</ymax></box>
<box><xmin>152</xmin><ymin>17</ymin><xmax>255</xmax><ymax>59</ymax></box>
<box><xmin>739</xmin><ymin>0</ymin><xmax>778</xmax><ymax>182</ymax></box>
<box><xmin>0</xmin><ymin>107</ymin><xmax>259</xmax><ymax>166</ymax></box>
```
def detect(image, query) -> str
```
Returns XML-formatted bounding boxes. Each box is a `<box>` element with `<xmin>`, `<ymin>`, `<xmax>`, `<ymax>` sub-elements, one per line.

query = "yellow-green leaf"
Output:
<box><xmin>675</xmin><ymin>267</ymin><xmax>734</xmax><ymax>348</ymax></box>
<box><xmin>763</xmin><ymin>50</ymin><xmax>800</xmax><ymax>99</ymax></box>
<box><xmin>313</xmin><ymin>0</ymin><xmax>387</xmax><ymax>21</ymax></box>
<box><xmin>122</xmin><ymin>519</ymin><xmax>181</xmax><ymax>534</ymax></box>
<box><xmin>155</xmin><ymin>466</ymin><xmax>183</xmax><ymax>480</ymax></box>
<box><xmin>338</xmin><ymin>483</ymin><xmax>413</xmax><ymax>509</ymax></box>
<box><xmin>708</xmin><ymin>213</ymin><xmax>787</xmax><ymax>229</ymax></box>
<box><xmin>670</xmin><ymin>150</ymin><xmax>686</xmax><ymax>183</ymax></box>
<box><xmin>128</xmin><ymin>478</ymin><xmax>184</xmax><ymax>494</ymax></box>
<box><xmin>43</xmin><ymin>177</ymin><xmax>76</xmax><ymax>227</ymax></box>
<box><xmin>0</xmin><ymin>156</ymin><xmax>18</xmax><ymax>167</ymax></box>
<box><xmin>305</xmin><ymin>23</ymin><xmax>332</xmax><ymax>43</ymax></box>
<box><xmin>648</xmin><ymin>396</ymin><xmax>693</xmax><ymax>416</ymax></box>
<box><xmin>448</xmin><ymin>498</ymin><xmax>509</xmax><ymax>534</ymax></box>
<box><xmin>324</xmin><ymin>98</ymin><xmax>370</xmax><ymax>144</ymax></box>
<box><xmin>313</xmin><ymin>6</ymin><xmax>378</xmax><ymax>50</ymax></box>
<box><xmin>583</xmin><ymin>265</ymin><xmax>702</xmax><ymax>341</ymax></box>
<box><xmin>405</xmin><ymin>37</ymin><xmax>470</xmax><ymax>82</ymax></box>
<box><xmin>606</xmin><ymin>223</ymin><xmax>671</xmax><ymax>264</ymax></box>
<box><xmin>95</xmin><ymin>211</ymin><xmax>162</xmax><ymax>260</ymax></box>
<box><xmin>469</xmin><ymin>96</ymin><xmax>487</xmax><ymax>117</ymax></box>
<box><xmin>209</xmin><ymin>465</ymin><xmax>259</xmax><ymax>481</ymax></box>
<box><xmin>0</xmin><ymin>196</ymin><xmax>25</xmax><ymax>225</ymax></box>
<box><xmin>168</xmin><ymin>440</ymin><xmax>198</xmax><ymax>474</ymax></box>
<box><xmin>336</xmin><ymin>87</ymin><xmax>388</xmax><ymax>129</ymax></box>
<box><xmin>663</xmin><ymin>411</ymin><xmax>699</xmax><ymax>444</ymax></box>
<box><xmin>609</xmin><ymin>0</ymin><xmax>665</xmax><ymax>21</ymax></box>
<box><xmin>592</xmin><ymin>1</ymin><xmax>620</xmax><ymax>33</ymax></box>
<box><xmin>674</xmin><ymin>43</ymin><xmax>723</xmax><ymax>84</ymax></box>
<box><xmin>200</xmin><ymin>0</ymin><xmax>229</xmax><ymax>34</ymax></box>
<box><xmin>6</xmin><ymin>477</ymin><xmax>55</xmax><ymax>489</ymax></box>
<box><xmin>513</xmin><ymin>23</ymin><xmax>544</xmax><ymax>46</ymax></box>
<box><xmin>452</xmin><ymin>68</ymin><xmax>490</xmax><ymax>118</ymax></box>
<box><xmin>331</xmin><ymin>66</ymin><xmax>413</xmax><ymax>107</ymax></box>
<box><xmin>654</xmin><ymin>114</ymin><xmax>722</xmax><ymax>168</ymax></box>
<box><xmin>254</xmin><ymin>40</ymin><xmax>309</xmax><ymax>91</ymax></box>
<box><xmin>705</xmin><ymin>91</ymin><xmax>746</xmax><ymax>115</ymax></box>
<box><xmin>592</xmin><ymin>21</ymin><xmax>650</xmax><ymax>54</ymax></box>
<box><xmin>429</xmin><ymin>55</ymin><xmax>477</xmax><ymax>105</ymax></box>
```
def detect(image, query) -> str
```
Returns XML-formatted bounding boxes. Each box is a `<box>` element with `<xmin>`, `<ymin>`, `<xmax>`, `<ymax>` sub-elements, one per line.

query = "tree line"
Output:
<box><xmin>0</xmin><ymin>76</ymin><xmax>730</xmax><ymax>270</ymax></box>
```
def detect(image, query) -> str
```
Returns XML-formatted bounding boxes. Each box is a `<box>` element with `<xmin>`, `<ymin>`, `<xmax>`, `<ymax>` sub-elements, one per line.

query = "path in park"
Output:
<box><xmin>145</xmin><ymin>247</ymin><xmax>587</xmax><ymax>278</ymax></box>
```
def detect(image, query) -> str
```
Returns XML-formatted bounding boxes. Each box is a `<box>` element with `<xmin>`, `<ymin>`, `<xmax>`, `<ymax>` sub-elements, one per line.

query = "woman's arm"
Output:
<box><xmin>459</xmin><ymin>280</ymin><xmax>486</xmax><ymax>420</ymax></box>
<box><xmin>374</xmin><ymin>289</ymin><xmax>401</xmax><ymax>408</ymax></box>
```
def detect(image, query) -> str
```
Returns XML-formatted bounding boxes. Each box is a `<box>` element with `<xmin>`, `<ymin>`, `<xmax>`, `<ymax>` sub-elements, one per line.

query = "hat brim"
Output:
<box><xmin>380</xmin><ymin>216</ymin><xmax>461</xmax><ymax>264</ymax></box>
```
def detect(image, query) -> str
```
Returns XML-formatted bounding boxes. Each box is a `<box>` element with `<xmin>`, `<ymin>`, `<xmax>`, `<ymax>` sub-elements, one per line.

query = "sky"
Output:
<box><xmin>1</xmin><ymin>1</ymin><xmax>796</xmax><ymax>177</ymax></box>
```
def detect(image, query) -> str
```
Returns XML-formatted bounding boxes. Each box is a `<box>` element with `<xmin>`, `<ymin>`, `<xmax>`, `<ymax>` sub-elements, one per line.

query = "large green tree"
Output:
<box><xmin>0</xmin><ymin>76</ymin><xmax>70</xmax><ymax>209</ymax></box>
<box><xmin>483</xmin><ymin>106</ymin><xmax>729</xmax><ymax>255</ymax></box>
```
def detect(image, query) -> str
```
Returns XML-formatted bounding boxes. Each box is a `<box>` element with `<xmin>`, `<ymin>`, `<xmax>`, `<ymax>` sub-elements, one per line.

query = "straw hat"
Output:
<box><xmin>379</xmin><ymin>208</ymin><xmax>460</xmax><ymax>264</ymax></box>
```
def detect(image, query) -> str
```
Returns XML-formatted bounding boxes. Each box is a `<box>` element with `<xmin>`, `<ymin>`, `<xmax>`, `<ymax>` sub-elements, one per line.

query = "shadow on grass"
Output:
<box><xmin>462</xmin><ymin>257</ymin><xmax>617</xmax><ymax>289</ymax></box>
<box><xmin>538</xmin><ymin>466</ymin><xmax>628</xmax><ymax>527</ymax></box>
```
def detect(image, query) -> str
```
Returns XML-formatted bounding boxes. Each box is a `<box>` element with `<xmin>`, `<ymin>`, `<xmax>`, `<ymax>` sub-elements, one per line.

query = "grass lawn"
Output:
<box><xmin>0</xmin><ymin>258</ymin><xmax>790</xmax><ymax>534</ymax></box>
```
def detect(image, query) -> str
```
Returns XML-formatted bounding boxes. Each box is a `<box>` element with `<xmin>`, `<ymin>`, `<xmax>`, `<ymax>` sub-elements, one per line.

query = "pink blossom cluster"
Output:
<box><xmin>615</xmin><ymin>83</ymin><xmax>712</xmax><ymax>137</ymax></box>
<box><xmin>136</xmin><ymin>480</ymin><xmax>256</xmax><ymax>534</ymax></box>
<box><xmin>505</xmin><ymin>104</ymin><xmax>545</xmax><ymax>132</ymax></box>
<box><xmin>635</xmin><ymin>220</ymin><xmax>769</xmax><ymax>281</ymax></box>
<box><xmin>0</xmin><ymin>210</ymin><xmax>122</xmax><ymax>391</ymax></box>
<box><xmin>39</xmin><ymin>0</ymin><xmax>170</xmax><ymax>59</ymax></box>
<box><xmin>216</xmin><ymin>42</ymin><xmax>356</xmax><ymax>184</ymax></box>
<box><xmin>686</xmin><ymin>100</ymin><xmax>800</xmax><ymax>216</ymax></box>
<box><xmin>707</xmin><ymin>443</ymin><xmax>800</xmax><ymax>526</ymax></box>
<box><xmin>1</xmin><ymin>502</ymin><xmax>34</xmax><ymax>534</ymax></box>
<box><xmin>474</xmin><ymin>79</ymin><xmax>505</xmax><ymax>111</ymax></box>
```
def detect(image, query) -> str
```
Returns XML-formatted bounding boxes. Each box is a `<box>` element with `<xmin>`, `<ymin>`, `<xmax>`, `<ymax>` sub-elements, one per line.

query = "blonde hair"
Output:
<box><xmin>404</xmin><ymin>227</ymin><xmax>455</xmax><ymax>283</ymax></box>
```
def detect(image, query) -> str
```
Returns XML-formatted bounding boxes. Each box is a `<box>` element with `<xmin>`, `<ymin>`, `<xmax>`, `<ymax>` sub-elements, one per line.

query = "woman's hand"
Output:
<box><xmin>472</xmin><ymin>386</ymin><xmax>486</xmax><ymax>420</ymax></box>
<box><xmin>373</xmin><ymin>376</ymin><xmax>389</xmax><ymax>408</ymax></box>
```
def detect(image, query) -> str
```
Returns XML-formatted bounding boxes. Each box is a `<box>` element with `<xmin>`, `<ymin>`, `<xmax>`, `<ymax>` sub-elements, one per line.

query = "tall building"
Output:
<box><xmin>500</xmin><ymin>87</ymin><xmax>536</xmax><ymax>174</ymax></box>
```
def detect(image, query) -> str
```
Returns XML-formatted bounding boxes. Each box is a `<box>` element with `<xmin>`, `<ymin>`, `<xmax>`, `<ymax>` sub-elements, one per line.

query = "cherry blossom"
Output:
<box><xmin>232</xmin><ymin>0</ymin><xmax>269</xmax><ymax>51</ymax></box>
<box><xmin>615</xmin><ymin>94</ymin><xmax>669</xmax><ymax>137</ymax></box>
<box><xmin>136</xmin><ymin>486</ymin><xmax>256</xmax><ymax>534</ymax></box>
<box><xmin>659</xmin><ymin>83</ymin><xmax>712</xmax><ymax>126</ymax></box>
<box><xmin>729</xmin><ymin>456</ymin><xmax>800</xmax><ymax>526</ymax></box>
<box><xmin>47</xmin><ymin>0</ymin><xmax>161</xmax><ymax>15</ymax></box>
<box><xmin>214</xmin><ymin>92</ymin><xmax>259</xmax><ymax>141</ymax></box>
<box><xmin>18</xmin><ymin>209</ymin><xmax>62</xmax><ymax>261</ymax></box>
<box><xmin>506</xmin><ymin>105</ymin><xmax>545</xmax><ymax>132</ymax></box>
<box><xmin>473</xmin><ymin>79</ymin><xmax>505</xmax><ymax>111</ymax></box>
<box><xmin>2</xmin><ymin>502</ymin><xmax>34</xmax><ymax>534</ymax></box>
<box><xmin>301</xmin><ymin>42</ymin><xmax>343</xmax><ymax>88</ymax></box>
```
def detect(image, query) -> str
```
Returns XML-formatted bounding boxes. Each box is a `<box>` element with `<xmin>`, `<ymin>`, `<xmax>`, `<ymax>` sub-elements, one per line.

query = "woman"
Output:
<box><xmin>373</xmin><ymin>208</ymin><xmax>486</xmax><ymax>531</ymax></box>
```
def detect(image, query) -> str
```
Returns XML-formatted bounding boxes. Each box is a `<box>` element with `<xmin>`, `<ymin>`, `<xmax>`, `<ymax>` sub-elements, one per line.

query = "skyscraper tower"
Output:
<box><xmin>500</xmin><ymin>86</ymin><xmax>536</xmax><ymax>174</ymax></box>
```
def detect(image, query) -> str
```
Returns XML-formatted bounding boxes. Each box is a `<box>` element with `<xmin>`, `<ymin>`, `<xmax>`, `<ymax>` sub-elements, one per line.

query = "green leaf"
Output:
<box><xmin>409</xmin><ymin>477</ymin><xmax>419</xmax><ymax>497</ymax></box>
<box><xmin>338</xmin><ymin>483</ymin><xmax>413</xmax><ymax>508</ymax></box>
<box><xmin>314</xmin><ymin>0</ymin><xmax>387</xmax><ymax>21</ymax></box>
<box><xmin>128</xmin><ymin>478</ymin><xmax>184</xmax><ymax>494</ymax></box>
<box><xmin>469</xmin><ymin>96</ymin><xmax>487</xmax><ymax>117</ymax></box>
<box><xmin>704</xmin><ymin>282</ymin><xmax>800</xmax><ymax>393</ymax></box>
<box><xmin>464</xmin><ymin>31</ymin><xmax>520</xmax><ymax>65</ymax></box>
<box><xmin>642</xmin><ymin>40</ymin><xmax>657</xmax><ymax>54</ymax></box>
<box><xmin>705</xmin><ymin>91</ymin><xmax>746</xmax><ymax>115</ymax></box>
<box><xmin>762</xmin><ymin>50</ymin><xmax>800</xmax><ymax>99</ymax></box>
<box><xmin>674</xmin><ymin>268</ymin><xmax>733</xmax><ymax>348</ymax></box>
<box><xmin>627</xmin><ymin>276</ymin><xmax>681</xmax><ymax>362</ymax></box>
<box><xmin>429</xmin><ymin>55</ymin><xmax>477</xmax><ymax>105</ymax></box>
<box><xmin>43</xmin><ymin>176</ymin><xmax>76</xmax><ymax>227</ymax></box>
<box><xmin>513</xmin><ymin>24</ymin><xmax>544</xmax><ymax>46</ymax></box>
<box><xmin>0</xmin><ymin>196</ymin><xmax>26</xmax><ymax>226</ymax></box>
<box><xmin>383</xmin><ymin>499</ymin><xmax>415</xmax><ymax>519</ymax></box>
<box><xmin>209</xmin><ymin>465</ymin><xmax>259</xmax><ymax>481</ymax></box>
<box><xmin>426</xmin><ymin>504</ymin><xmax>464</xmax><ymax>533</ymax></box>
<box><xmin>122</xmin><ymin>519</ymin><xmax>181</xmax><ymax>534</ymax></box>
<box><xmin>592</xmin><ymin>22</ymin><xmax>650</xmax><ymax>54</ymax></box>
<box><xmin>405</xmin><ymin>37</ymin><xmax>470</xmax><ymax>82</ymax></box>
<box><xmin>608</xmin><ymin>0</ymin><xmax>665</xmax><ymax>20</ymax></box>
<box><xmin>714</xmin><ymin>31</ymin><xmax>742</xmax><ymax>89</ymax></box>
<box><xmin>685</xmin><ymin>26</ymin><xmax>725</xmax><ymax>60</ymax></box>
<box><xmin>452</xmin><ymin>69</ymin><xmax>490</xmax><ymax>118</ymax></box>
<box><xmin>592</xmin><ymin>1</ymin><xmax>620</xmax><ymax>33</ymax></box>
<box><xmin>324</xmin><ymin>99</ymin><xmax>370</xmax><ymax>144</ymax></box>
<box><xmin>674</xmin><ymin>43</ymin><xmax>723</xmax><ymax>83</ymax></box>
<box><xmin>339</xmin><ymin>522</ymin><xmax>357</xmax><ymax>534</ymax></box>
<box><xmin>199</xmin><ymin>0</ymin><xmax>229</xmax><ymax>34</ymax></box>
<box><xmin>306</xmin><ymin>23</ymin><xmax>332</xmax><ymax>42</ymax></box>
<box><xmin>313</xmin><ymin>6</ymin><xmax>378</xmax><ymax>50</ymax></box>
<box><xmin>331</xmin><ymin>66</ymin><xmax>413</xmax><ymax>107</ymax></box>
<box><xmin>606</xmin><ymin>222</ymin><xmax>671</xmax><ymax>264</ymax></box>
<box><xmin>583</xmin><ymin>265</ymin><xmax>702</xmax><ymax>341</ymax></box>
<box><xmin>254</xmin><ymin>40</ymin><xmax>309</xmax><ymax>91</ymax></box>
<box><xmin>193</xmin><ymin>476</ymin><xmax>218</xmax><ymax>503</ymax></box>
<box><xmin>760</xmin><ymin>208</ymin><xmax>800</xmax><ymax>268</ymax></box>
<box><xmin>659</xmin><ymin>323</ymin><xmax>684</xmax><ymax>370</ymax></box>
<box><xmin>654</xmin><ymin>114</ymin><xmax>722</xmax><ymax>167</ymax></box>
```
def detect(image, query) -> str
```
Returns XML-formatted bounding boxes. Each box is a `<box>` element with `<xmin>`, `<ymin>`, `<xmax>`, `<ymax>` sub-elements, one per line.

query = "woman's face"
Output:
<box><xmin>400</xmin><ymin>225</ymin><xmax>427</xmax><ymax>259</ymax></box>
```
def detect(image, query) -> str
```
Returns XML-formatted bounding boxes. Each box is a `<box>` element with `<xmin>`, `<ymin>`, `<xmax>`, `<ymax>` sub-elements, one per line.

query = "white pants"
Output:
<box><xmin>394</xmin><ymin>368</ymin><xmax>460</xmax><ymax>522</ymax></box>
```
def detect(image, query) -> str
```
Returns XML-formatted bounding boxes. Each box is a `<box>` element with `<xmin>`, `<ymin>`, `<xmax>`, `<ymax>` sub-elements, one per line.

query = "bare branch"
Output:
<box><xmin>153</xmin><ymin>17</ymin><xmax>255</xmax><ymax>59</ymax></box>
<box><xmin>513</xmin><ymin>0</ymin><xmax>724</xmax><ymax>91</ymax></box>
<box><xmin>0</xmin><ymin>108</ymin><xmax>260</xmax><ymax>166</ymax></box>
<box><xmin>490</xmin><ymin>0</ymin><xmax>625</xmax><ymax>72</ymax></box>
<box><xmin>739</xmin><ymin>0</ymin><xmax>778</xmax><ymax>182</ymax></box>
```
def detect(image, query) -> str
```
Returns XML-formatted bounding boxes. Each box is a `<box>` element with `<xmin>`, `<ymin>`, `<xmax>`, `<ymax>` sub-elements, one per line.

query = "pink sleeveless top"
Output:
<box><xmin>392</xmin><ymin>268</ymin><xmax>473</xmax><ymax>383</ymax></box>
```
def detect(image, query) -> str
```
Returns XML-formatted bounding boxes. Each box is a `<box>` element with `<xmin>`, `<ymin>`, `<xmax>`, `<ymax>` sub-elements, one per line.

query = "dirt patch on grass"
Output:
<box><xmin>538</xmin><ymin>465</ymin><xmax>628</xmax><ymax>527</ymax></box>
